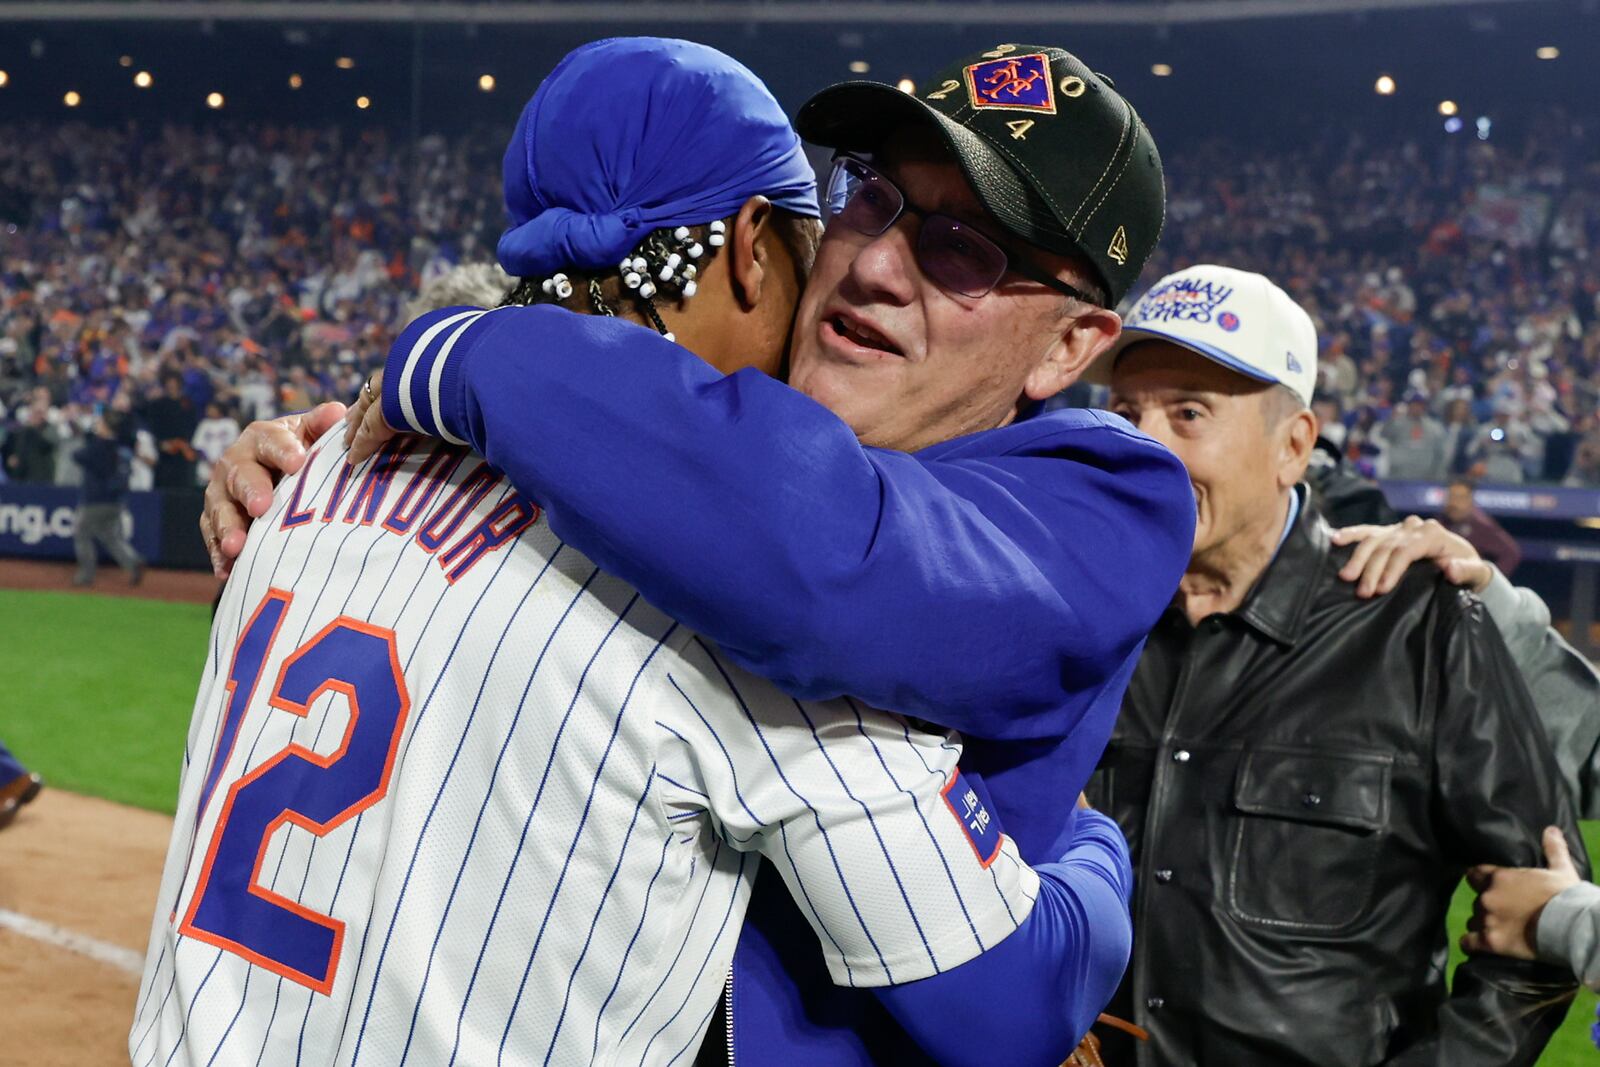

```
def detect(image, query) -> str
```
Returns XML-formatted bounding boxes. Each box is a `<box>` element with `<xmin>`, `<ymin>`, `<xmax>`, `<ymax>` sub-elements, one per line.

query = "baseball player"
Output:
<box><xmin>207</xmin><ymin>40</ymin><xmax>1192</xmax><ymax>1064</ymax></box>
<box><xmin>136</xmin><ymin>41</ymin><xmax>1140</xmax><ymax>1067</ymax></box>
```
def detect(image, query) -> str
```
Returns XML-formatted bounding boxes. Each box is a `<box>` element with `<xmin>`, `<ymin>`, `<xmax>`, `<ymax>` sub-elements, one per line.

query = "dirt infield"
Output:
<box><xmin>0</xmin><ymin>558</ymin><xmax>218</xmax><ymax>606</ymax></box>
<box><xmin>0</xmin><ymin>789</ymin><xmax>172</xmax><ymax>1066</ymax></box>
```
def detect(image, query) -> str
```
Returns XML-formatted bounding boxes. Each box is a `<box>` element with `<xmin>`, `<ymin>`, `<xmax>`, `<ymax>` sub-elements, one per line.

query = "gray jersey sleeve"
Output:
<box><xmin>1478</xmin><ymin>566</ymin><xmax>1600</xmax><ymax>818</ymax></box>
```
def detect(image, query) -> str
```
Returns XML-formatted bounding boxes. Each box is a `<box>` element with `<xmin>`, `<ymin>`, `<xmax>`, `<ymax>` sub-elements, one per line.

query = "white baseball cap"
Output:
<box><xmin>1094</xmin><ymin>264</ymin><xmax>1318</xmax><ymax>406</ymax></box>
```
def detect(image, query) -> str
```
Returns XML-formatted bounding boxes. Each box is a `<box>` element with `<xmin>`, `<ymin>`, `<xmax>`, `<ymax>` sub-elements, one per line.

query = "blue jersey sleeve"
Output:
<box><xmin>383</xmin><ymin>304</ymin><xmax>1194</xmax><ymax>742</ymax></box>
<box><xmin>871</xmin><ymin>808</ymin><xmax>1134</xmax><ymax>1066</ymax></box>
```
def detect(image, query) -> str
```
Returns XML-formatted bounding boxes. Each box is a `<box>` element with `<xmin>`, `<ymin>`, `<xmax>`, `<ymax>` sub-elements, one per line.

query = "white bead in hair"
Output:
<box><xmin>673</xmin><ymin>226</ymin><xmax>691</xmax><ymax>241</ymax></box>
<box><xmin>623</xmin><ymin>271</ymin><xmax>642</xmax><ymax>289</ymax></box>
<box><xmin>709</xmin><ymin>220</ymin><xmax>726</xmax><ymax>234</ymax></box>
<box><xmin>682</xmin><ymin>281</ymin><xmax>697</xmax><ymax>299</ymax></box>
<box><xmin>555</xmin><ymin>279</ymin><xmax>573</xmax><ymax>300</ymax></box>
<box><xmin>663</xmin><ymin>332</ymin><xmax>676</xmax><ymax>342</ymax></box>
<box><xmin>639</xmin><ymin>281</ymin><xmax>657</xmax><ymax>299</ymax></box>
<box><xmin>683</xmin><ymin>264</ymin><xmax>697</xmax><ymax>279</ymax></box>
<box><xmin>631</xmin><ymin>256</ymin><xmax>647</xmax><ymax>272</ymax></box>
<box><xmin>541</xmin><ymin>278</ymin><xmax>555</xmax><ymax>294</ymax></box>
<box><xmin>658</xmin><ymin>265</ymin><xmax>675</xmax><ymax>282</ymax></box>
<box><xmin>708</xmin><ymin>233</ymin><xmax>725</xmax><ymax>247</ymax></box>
<box><xmin>687</xmin><ymin>243</ymin><xmax>704</xmax><ymax>259</ymax></box>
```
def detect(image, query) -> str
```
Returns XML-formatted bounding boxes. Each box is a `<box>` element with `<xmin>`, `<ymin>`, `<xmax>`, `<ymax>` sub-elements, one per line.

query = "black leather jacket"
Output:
<box><xmin>1087</xmin><ymin>492</ymin><xmax>1585</xmax><ymax>1067</ymax></box>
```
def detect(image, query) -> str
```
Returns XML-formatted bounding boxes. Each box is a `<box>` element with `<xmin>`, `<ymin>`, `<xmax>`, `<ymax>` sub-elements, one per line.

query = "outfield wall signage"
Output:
<box><xmin>0</xmin><ymin>483</ymin><xmax>163</xmax><ymax>562</ymax></box>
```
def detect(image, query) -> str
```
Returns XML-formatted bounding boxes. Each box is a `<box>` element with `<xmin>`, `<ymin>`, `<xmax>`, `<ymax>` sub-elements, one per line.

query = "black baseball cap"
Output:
<box><xmin>796</xmin><ymin>45</ymin><xmax>1164</xmax><ymax>306</ymax></box>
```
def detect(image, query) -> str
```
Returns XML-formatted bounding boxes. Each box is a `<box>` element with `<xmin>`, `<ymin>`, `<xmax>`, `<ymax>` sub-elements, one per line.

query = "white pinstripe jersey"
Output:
<box><xmin>133</xmin><ymin>428</ymin><xmax>1038</xmax><ymax>1067</ymax></box>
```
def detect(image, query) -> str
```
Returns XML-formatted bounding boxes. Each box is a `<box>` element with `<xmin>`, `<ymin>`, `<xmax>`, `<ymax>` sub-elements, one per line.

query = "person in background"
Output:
<box><xmin>1088</xmin><ymin>263</ymin><xmax>1582</xmax><ymax>1065</ymax></box>
<box><xmin>1441</xmin><ymin>475</ymin><xmax>1521</xmax><ymax>577</ymax></box>
<box><xmin>1</xmin><ymin>394</ymin><xmax>56</xmax><ymax>483</ymax></box>
<box><xmin>189</xmin><ymin>400</ymin><xmax>242</xmax><ymax>487</ymax></box>
<box><xmin>1381</xmin><ymin>388</ymin><xmax>1450</xmax><ymax>481</ymax></box>
<box><xmin>1465</xmin><ymin>398</ymin><xmax>1536</xmax><ymax>483</ymax></box>
<box><xmin>0</xmin><ymin>741</ymin><xmax>42</xmax><ymax>830</ymax></box>
<box><xmin>139</xmin><ymin>374</ymin><xmax>198</xmax><ymax>490</ymax></box>
<box><xmin>1440</xmin><ymin>395</ymin><xmax>1477</xmax><ymax>476</ymax></box>
<box><xmin>72</xmin><ymin>412</ymin><xmax>143</xmax><ymax>587</ymax></box>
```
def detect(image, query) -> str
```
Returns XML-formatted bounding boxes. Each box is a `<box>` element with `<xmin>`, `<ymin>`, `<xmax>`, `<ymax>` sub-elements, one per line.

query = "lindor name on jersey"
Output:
<box><xmin>279</xmin><ymin>436</ymin><xmax>540</xmax><ymax>586</ymax></box>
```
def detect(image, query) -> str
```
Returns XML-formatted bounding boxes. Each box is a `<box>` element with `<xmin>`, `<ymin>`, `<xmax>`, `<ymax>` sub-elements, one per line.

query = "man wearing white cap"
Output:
<box><xmin>1085</xmin><ymin>264</ymin><xmax>1584</xmax><ymax>1066</ymax></box>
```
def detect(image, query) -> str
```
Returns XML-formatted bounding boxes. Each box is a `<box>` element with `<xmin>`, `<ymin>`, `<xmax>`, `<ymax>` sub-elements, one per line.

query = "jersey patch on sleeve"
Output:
<box><xmin>942</xmin><ymin>768</ymin><xmax>1004</xmax><ymax>869</ymax></box>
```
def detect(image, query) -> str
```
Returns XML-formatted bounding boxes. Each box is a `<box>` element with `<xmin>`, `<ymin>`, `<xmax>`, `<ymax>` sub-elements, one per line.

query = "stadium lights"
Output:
<box><xmin>1151</xmin><ymin>63</ymin><xmax>1173</xmax><ymax>77</ymax></box>
<box><xmin>478</xmin><ymin>74</ymin><xmax>496</xmax><ymax>92</ymax></box>
<box><xmin>1444</xmin><ymin>116</ymin><xmax>1464</xmax><ymax>133</ymax></box>
<box><xmin>1476</xmin><ymin>116</ymin><xmax>1491</xmax><ymax>140</ymax></box>
<box><xmin>1438</xmin><ymin>100</ymin><xmax>1458</xmax><ymax>116</ymax></box>
<box><xmin>896</xmin><ymin>77</ymin><xmax>915</xmax><ymax>94</ymax></box>
<box><xmin>119</xmin><ymin>55</ymin><xmax>132</xmax><ymax>68</ymax></box>
<box><xmin>1537</xmin><ymin>46</ymin><xmax>1560</xmax><ymax>60</ymax></box>
<box><xmin>335</xmin><ymin>56</ymin><xmax>356</xmax><ymax>70</ymax></box>
<box><xmin>289</xmin><ymin>73</ymin><xmax>303</xmax><ymax>89</ymax></box>
<box><xmin>64</xmin><ymin>90</ymin><xmax>81</xmax><ymax>107</ymax></box>
<box><xmin>356</xmin><ymin>95</ymin><xmax>371</xmax><ymax>110</ymax></box>
<box><xmin>207</xmin><ymin>92</ymin><xmax>225</xmax><ymax>109</ymax></box>
<box><xmin>0</xmin><ymin>71</ymin><xmax>9</xmax><ymax>88</ymax></box>
<box><xmin>134</xmin><ymin>71</ymin><xmax>153</xmax><ymax>89</ymax></box>
<box><xmin>849</xmin><ymin>60</ymin><xmax>870</xmax><ymax>74</ymax></box>
<box><xmin>1375</xmin><ymin>74</ymin><xmax>1396</xmax><ymax>95</ymax></box>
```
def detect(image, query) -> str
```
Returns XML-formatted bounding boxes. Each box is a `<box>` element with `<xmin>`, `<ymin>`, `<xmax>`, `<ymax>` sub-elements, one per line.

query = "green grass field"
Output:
<box><xmin>4</xmin><ymin>587</ymin><xmax>1597</xmax><ymax>1061</ymax></box>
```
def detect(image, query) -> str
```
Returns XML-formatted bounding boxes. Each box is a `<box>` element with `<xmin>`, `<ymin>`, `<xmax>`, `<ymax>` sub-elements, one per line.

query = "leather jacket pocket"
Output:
<box><xmin>1226</xmin><ymin>747</ymin><xmax>1391</xmax><ymax>935</ymax></box>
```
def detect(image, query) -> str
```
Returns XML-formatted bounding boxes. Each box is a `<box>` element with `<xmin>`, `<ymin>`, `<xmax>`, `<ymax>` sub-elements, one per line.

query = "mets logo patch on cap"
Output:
<box><xmin>942</xmin><ymin>767</ymin><xmax>1005</xmax><ymax>868</ymax></box>
<box><xmin>964</xmin><ymin>53</ymin><xmax>1056</xmax><ymax>113</ymax></box>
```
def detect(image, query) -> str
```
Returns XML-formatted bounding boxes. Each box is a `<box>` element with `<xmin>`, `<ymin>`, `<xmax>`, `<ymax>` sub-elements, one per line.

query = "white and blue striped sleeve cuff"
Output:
<box><xmin>381</xmin><ymin>306</ymin><xmax>493</xmax><ymax>445</ymax></box>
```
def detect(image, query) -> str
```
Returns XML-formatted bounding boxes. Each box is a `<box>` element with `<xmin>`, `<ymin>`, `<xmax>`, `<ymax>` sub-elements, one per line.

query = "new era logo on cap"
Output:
<box><xmin>964</xmin><ymin>53</ymin><xmax>1057</xmax><ymax>113</ymax></box>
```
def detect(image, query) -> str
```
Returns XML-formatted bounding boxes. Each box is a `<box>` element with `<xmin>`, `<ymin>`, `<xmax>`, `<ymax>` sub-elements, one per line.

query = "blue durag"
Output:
<box><xmin>498</xmin><ymin>37</ymin><xmax>820</xmax><ymax>279</ymax></box>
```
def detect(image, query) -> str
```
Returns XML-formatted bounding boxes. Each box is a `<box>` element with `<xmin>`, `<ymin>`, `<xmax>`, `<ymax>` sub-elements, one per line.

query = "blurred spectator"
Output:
<box><xmin>1442</xmin><ymin>476</ymin><xmax>1523</xmax><ymax>577</ymax></box>
<box><xmin>140</xmin><ymin>375</ymin><xmax>198</xmax><ymax>490</ymax></box>
<box><xmin>72</xmin><ymin>412</ymin><xmax>142</xmax><ymax>586</ymax></box>
<box><xmin>1</xmin><ymin>392</ymin><xmax>55</xmax><ymax>482</ymax></box>
<box><xmin>190</xmin><ymin>401</ymin><xmax>241</xmax><ymax>487</ymax></box>
<box><xmin>1465</xmin><ymin>401</ymin><xmax>1538</xmax><ymax>483</ymax></box>
<box><xmin>1380</xmin><ymin>390</ymin><xmax>1450</xmax><ymax>480</ymax></box>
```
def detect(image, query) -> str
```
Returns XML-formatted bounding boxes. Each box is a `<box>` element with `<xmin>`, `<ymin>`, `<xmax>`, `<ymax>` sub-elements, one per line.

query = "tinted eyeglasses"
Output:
<box><xmin>824</xmin><ymin>156</ymin><xmax>1100</xmax><ymax>304</ymax></box>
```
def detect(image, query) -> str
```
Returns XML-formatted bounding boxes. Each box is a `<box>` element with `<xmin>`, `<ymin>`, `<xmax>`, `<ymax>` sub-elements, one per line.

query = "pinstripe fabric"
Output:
<box><xmin>135</xmin><ymin>426</ymin><xmax>1038</xmax><ymax>1066</ymax></box>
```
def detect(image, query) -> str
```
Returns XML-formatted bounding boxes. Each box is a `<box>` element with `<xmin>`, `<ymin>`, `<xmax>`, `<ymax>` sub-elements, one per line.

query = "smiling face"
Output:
<box><xmin>1110</xmin><ymin>341</ymin><xmax>1314</xmax><ymax>564</ymax></box>
<box><xmin>785</xmin><ymin>127</ymin><xmax>1120</xmax><ymax>453</ymax></box>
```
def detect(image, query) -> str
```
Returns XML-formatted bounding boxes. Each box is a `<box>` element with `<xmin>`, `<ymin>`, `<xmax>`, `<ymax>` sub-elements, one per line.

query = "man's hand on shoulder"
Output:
<box><xmin>1332</xmin><ymin>515</ymin><xmax>1493</xmax><ymax>599</ymax></box>
<box><xmin>200</xmin><ymin>401</ymin><xmax>345</xmax><ymax>578</ymax></box>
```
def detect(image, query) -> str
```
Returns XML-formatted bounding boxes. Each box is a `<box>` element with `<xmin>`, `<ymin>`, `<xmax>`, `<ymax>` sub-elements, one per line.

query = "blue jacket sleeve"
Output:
<box><xmin>872</xmin><ymin>808</ymin><xmax>1134</xmax><ymax>1067</ymax></box>
<box><xmin>383</xmin><ymin>305</ymin><xmax>1194</xmax><ymax>741</ymax></box>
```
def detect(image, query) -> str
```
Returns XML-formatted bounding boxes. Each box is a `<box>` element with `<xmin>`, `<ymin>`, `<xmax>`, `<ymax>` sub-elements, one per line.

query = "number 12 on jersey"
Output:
<box><xmin>179</xmin><ymin>588</ymin><xmax>411</xmax><ymax>994</ymax></box>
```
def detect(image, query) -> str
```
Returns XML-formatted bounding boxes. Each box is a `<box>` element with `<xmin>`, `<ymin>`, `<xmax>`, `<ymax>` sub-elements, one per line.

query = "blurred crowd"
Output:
<box><xmin>3</xmin><ymin>114</ymin><xmax>1599</xmax><ymax>490</ymax></box>
<box><xmin>0</xmin><ymin>121</ymin><xmax>501</xmax><ymax>490</ymax></box>
<box><xmin>1147</xmin><ymin>110</ymin><xmax>1600</xmax><ymax>487</ymax></box>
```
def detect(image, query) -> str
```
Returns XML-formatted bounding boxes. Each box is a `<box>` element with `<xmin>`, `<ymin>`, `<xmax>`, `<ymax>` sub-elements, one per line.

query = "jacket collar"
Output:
<box><xmin>1229</xmin><ymin>484</ymin><xmax>1328</xmax><ymax>647</ymax></box>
